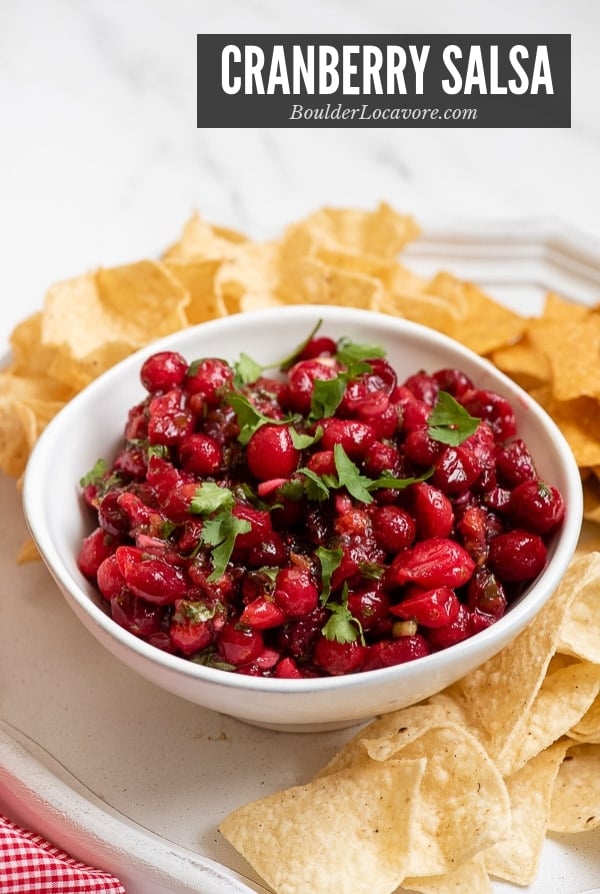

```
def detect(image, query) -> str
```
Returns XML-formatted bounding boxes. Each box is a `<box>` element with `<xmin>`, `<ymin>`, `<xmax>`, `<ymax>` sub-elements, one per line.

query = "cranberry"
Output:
<box><xmin>496</xmin><ymin>438</ymin><xmax>537</xmax><ymax>487</ymax></box>
<box><xmin>363</xmin><ymin>441</ymin><xmax>401</xmax><ymax>477</ymax></box>
<box><xmin>232</xmin><ymin>504</ymin><xmax>272</xmax><ymax>549</ymax></box>
<box><xmin>411</xmin><ymin>482</ymin><xmax>454</xmax><ymax>539</ymax></box>
<box><xmin>179</xmin><ymin>433</ymin><xmax>223</xmax><ymax>476</ymax></box>
<box><xmin>402</xmin><ymin>371</ymin><xmax>439</xmax><ymax>406</ymax></box>
<box><xmin>372</xmin><ymin>505</ymin><xmax>416</xmax><ymax>553</ymax></box>
<box><xmin>217</xmin><ymin>622</ymin><xmax>264</xmax><ymax>666</ymax></box>
<box><xmin>116</xmin><ymin>546</ymin><xmax>188</xmax><ymax>604</ymax></box>
<box><xmin>96</xmin><ymin>554</ymin><xmax>126</xmax><ymax>601</ymax></box>
<box><xmin>508</xmin><ymin>479</ymin><xmax>566</xmax><ymax>534</ymax></box>
<box><xmin>432</xmin><ymin>445</ymin><xmax>481</xmax><ymax>494</ymax></box>
<box><xmin>297</xmin><ymin>336</ymin><xmax>337</xmax><ymax>360</ymax></box>
<box><xmin>113</xmin><ymin>445</ymin><xmax>147</xmax><ymax>480</ymax></box>
<box><xmin>319</xmin><ymin>418</ymin><xmax>377</xmax><ymax>460</ymax></box>
<box><xmin>98</xmin><ymin>490</ymin><xmax>130</xmax><ymax>537</ymax></box>
<box><xmin>184</xmin><ymin>358</ymin><xmax>234</xmax><ymax>407</ymax></box>
<box><xmin>285</xmin><ymin>359</ymin><xmax>339</xmax><ymax>415</ymax></box>
<box><xmin>393</xmin><ymin>388</ymin><xmax>430</xmax><ymax>431</ymax></box>
<box><xmin>403</xmin><ymin>427</ymin><xmax>443</xmax><ymax>466</ymax></box>
<box><xmin>363</xmin><ymin>634</ymin><xmax>430</xmax><ymax>670</ymax></box>
<box><xmin>240</xmin><ymin>597</ymin><xmax>286</xmax><ymax>630</ymax></box>
<box><xmin>247</xmin><ymin>424</ymin><xmax>300</xmax><ymax>481</ymax></box>
<box><xmin>147</xmin><ymin>390</ymin><xmax>194</xmax><ymax>446</ymax></box>
<box><xmin>246</xmin><ymin>532</ymin><xmax>288</xmax><ymax>567</ymax></box>
<box><xmin>313</xmin><ymin>637</ymin><xmax>367</xmax><ymax>675</ymax></box>
<box><xmin>388</xmin><ymin>538</ymin><xmax>475</xmax><ymax>589</ymax></box>
<box><xmin>390</xmin><ymin>585</ymin><xmax>460</xmax><ymax>628</ymax></box>
<box><xmin>140</xmin><ymin>351</ymin><xmax>188</xmax><ymax>393</ymax></box>
<box><xmin>433</xmin><ymin>368</ymin><xmax>473</xmax><ymax>399</ymax></box>
<box><xmin>306</xmin><ymin>449</ymin><xmax>336</xmax><ymax>476</ymax></box>
<box><xmin>467</xmin><ymin>567</ymin><xmax>507</xmax><ymax>618</ymax></box>
<box><xmin>461</xmin><ymin>389</ymin><xmax>517</xmax><ymax>442</ymax></box>
<box><xmin>169</xmin><ymin>616</ymin><xmax>213</xmax><ymax>655</ymax></box>
<box><xmin>274</xmin><ymin>657</ymin><xmax>304</xmax><ymax>678</ymax></box>
<box><xmin>111</xmin><ymin>591</ymin><xmax>165</xmax><ymax>638</ymax></box>
<box><xmin>427</xmin><ymin>603</ymin><xmax>471</xmax><ymax>649</ymax></box>
<box><xmin>346</xmin><ymin>583</ymin><xmax>391</xmax><ymax>633</ymax></box>
<box><xmin>276</xmin><ymin>607</ymin><xmax>328</xmax><ymax>660</ymax></box>
<box><xmin>77</xmin><ymin>527</ymin><xmax>118</xmax><ymax>579</ymax></box>
<box><xmin>488</xmin><ymin>530</ymin><xmax>547</xmax><ymax>582</ymax></box>
<box><xmin>274</xmin><ymin>566</ymin><xmax>319</xmax><ymax>618</ymax></box>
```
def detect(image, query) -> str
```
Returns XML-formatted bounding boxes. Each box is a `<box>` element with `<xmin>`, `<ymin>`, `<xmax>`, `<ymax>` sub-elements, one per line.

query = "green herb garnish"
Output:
<box><xmin>189</xmin><ymin>482</ymin><xmax>252</xmax><ymax>581</ymax></box>
<box><xmin>322</xmin><ymin>583</ymin><xmax>365</xmax><ymax>645</ymax></box>
<box><xmin>315</xmin><ymin>545</ymin><xmax>343</xmax><ymax>604</ymax></box>
<box><xmin>427</xmin><ymin>391</ymin><xmax>480</xmax><ymax>446</ymax></box>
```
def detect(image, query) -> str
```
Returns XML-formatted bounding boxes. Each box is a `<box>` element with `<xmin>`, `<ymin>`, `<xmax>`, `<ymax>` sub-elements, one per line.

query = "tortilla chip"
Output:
<box><xmin>548</xmin><ymin>743</ymin><xmax>600</xmax><ymax>832</ymax></box>
<box><xmin>219</xmin><ymin>757</ymin><xmax>426</xmax><ymax>894</ymax></box>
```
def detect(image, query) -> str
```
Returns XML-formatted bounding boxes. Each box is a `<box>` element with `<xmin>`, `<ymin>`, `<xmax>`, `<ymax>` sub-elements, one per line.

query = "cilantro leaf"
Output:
<box><xmin>289</xmin><ymin>426</ymin><xmax>323</xmax><ymax>450</ymax></box>
<box><xmin>333</xmin><ymin>444</ymin><xmax>374</xmax><ymax>504</ymax></box>
<box><xmin>79</xmin><ymin>458</ymin><xmax>108</xmax><ymax>488</ymax></box>
<box><xmin>233</xmin><ymin>352</ymin><xmax>264</xmax><ymax>387</ymax></box>
<box><xmin>315</xmin><ymin>545</ymin><xmax>343</xmax><ymax>604</ymax></box>
<box><xmin>200</xmin><ymin>512</ymin><xmax>251</xmax><ymax>582</ymax></box>
<box><xmin>298</xmin><ymin>467</ymin><xmax>333</xmax><ymax>501</ymax></box>
<box><xmin>228</xmin><ymin>392</ymin><xmax>293</xmax><ymax>446</ymax></box>
<box><xmin>336</xmin><ymin>337</ymin><xmax>385</xmax><ymax>367</ymax></box>
<box><xmin>309</xmin><ymin>375</ymin><xmax>348</xmax><ymax>421</ymax></box>
<box><xmin>190</xmin><ymin>482</ymin><xmax>235</xmax><ymax>515</ymax></box>
<box><xmin>321</xmin><ymin>584</ymin><xmax>365</xmax><ymax>645</ymax></box>
<box><xmin>428</xmin><ymin>391</ymin><xmax>480</xmax><ymax>446</ymax></box>
<box><xmin>366</xmin><ymin>468</ymin><xmax>433</xmax><ymax>492</ymax></box>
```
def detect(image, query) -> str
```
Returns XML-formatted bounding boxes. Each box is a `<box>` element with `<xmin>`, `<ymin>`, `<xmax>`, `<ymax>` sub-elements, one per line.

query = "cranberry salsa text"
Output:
<box><xmin>77</xmin><ymin>325</ymin><xmax>566</xmax><ymax>678</ymax></box>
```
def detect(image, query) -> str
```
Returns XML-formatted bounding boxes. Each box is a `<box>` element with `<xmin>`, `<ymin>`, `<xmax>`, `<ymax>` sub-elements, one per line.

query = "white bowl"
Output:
<box><xmin>23</xmin><ymin>305</ymin><xmax>583</xmax><ymax>732</ymax></box>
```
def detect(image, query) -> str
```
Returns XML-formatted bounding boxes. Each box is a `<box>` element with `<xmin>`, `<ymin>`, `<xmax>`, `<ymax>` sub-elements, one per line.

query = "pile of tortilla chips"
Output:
<box><xmin>220</xmin><ymin>551</ymin><xmax>600</xmax><ymax>894</ymax></box>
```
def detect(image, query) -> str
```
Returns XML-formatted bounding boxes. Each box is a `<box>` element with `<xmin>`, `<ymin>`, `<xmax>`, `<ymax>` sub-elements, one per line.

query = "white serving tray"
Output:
<box><xmin>2</xmin><ymin>222</ymin><xmax>600</xmax><ymax>894</ymax></box>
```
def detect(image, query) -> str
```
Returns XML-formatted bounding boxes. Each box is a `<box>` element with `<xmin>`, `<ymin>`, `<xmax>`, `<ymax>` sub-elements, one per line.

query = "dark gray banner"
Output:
<box><xmin>197</xmin><ymin>35</ymin><xmax>571</xmax><ymax>128</ymax></box>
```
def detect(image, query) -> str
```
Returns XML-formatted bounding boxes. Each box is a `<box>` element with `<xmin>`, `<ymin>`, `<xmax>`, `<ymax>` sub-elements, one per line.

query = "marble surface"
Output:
<box><xmin>1</xmin><ymin>0</ymin><xmax>599</xmax><ymax>352</ymax></box>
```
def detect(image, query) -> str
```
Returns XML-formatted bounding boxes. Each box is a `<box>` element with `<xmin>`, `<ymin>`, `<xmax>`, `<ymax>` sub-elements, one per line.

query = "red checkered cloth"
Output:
<box><xmin>0</xmin><ymin>814</ymin><xmax>126</xmax><ymax>892</ymax></box>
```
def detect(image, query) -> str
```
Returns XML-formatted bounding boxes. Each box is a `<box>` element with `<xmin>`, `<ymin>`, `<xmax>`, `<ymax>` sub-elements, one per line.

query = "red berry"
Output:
<box><xmin>140</xmin><ymin>351</ymin><xmax>188</xmax><ymax>392</ymax></box>
<box><xmin>346</xmin><ymin>583</ymin><xmax>391</xmax><ymax>633</ymax></box>
<box><xmin>184</xmin><ymin>358</ymin><xmax>234</xmax><ymax>407</ymax></box>
<box><xmin>411</xmin><ymin>482</ymin><xmax>454</xmax><ymax>539</ymax></box>
<box><xmin>77</xmin><ymin>527</ymin><xmax>118</xmax><ymax>579</ymax></box>
<box><xmin>275</xmin><ymin>657</ymin><xmax>304</xmax><ymax>678</ymax></box>
<box><xmin>391</xmin><ymin>586</ymin><xmax>460</xmax><ymax>628</ymax></box>
<box><xmin>116</xmin><ymin>546</ymin><xmax>188</xmax><ymax>604</ymax></box>
<box><xmin>96</xmin><ymin>554</ymin><xmax>126</xmax><ymax>601</ymax></box>
<box><xmin>427</xmin><ymin>603</ymin><xmax>471</xmax><ymax>649</ymax></box>
<box><xmin>297</xmin><ymin>336</ymin><xmax>337</xmax><ymax>360</ymax></box>
<box><xmin>466</xmin><ymin>567</ymin><xmax>507</xmax><ymax>618</ymax></box>
<box><xmin>179</xmin><ymin>433</ymin><xmax>223</xmax><ymax>476</ymax></box>
<box><xmin>432</xmin><ymin>445</ymin><xmax>481</xmax><ymax>494</ymax></box>
<box><xmin>169</xmin><ymin>617</ymin><xmax>213</xmax><ymax>655</ymax></box>
<box><xmin>285</xmin><ymin>359</ymin><xmax>339</xmax><ymax>414</ymax></box>
<box><xmin>461</xmin><ymin>388</ymin><xmax>517</xmax><ymax>442</ymax></box>
<box><xmin>363</xmin><ymin>634</ymin><xmax>430</xmax><ymax>670</ymax></box>
<box><xmin>217</xmin><ymin>622</ymin><xmax>264</xmax><ymax>666</ymax></box>
<box><xmin>402</xmin><ymin>371</ymin><xmax>439</xmax><ymax>406</ymax></box>
<box><xmin>433</xmin><ymin>368</ymin><xmax>473</xmax><ymax>399</ymax></box>
<box><xmin>508</xmin><ymin>479</ymin><xmax>566</xmax><ymax>534</ymax></box>
<box><xmin>98</xmin><ymin>490</ymin><xmax>130</xmax><ymax>536</ymax></box>
<box><xmin>372</xmin><ymin>505</ymin><xmax>416</xmax><ymax>553</ymax></box>
<box><xmin>488</xmin><ymin>530</ymin><xmax>547</xmax><ymax>582</ymax></box>
<box><xmin>388</xmin><ymin>538</ymin><xmax>475</xmax><ymax>589</ymax></box>
<box><xmin>111</xmin><ymin>591</ymin><xmax>166</xmax><ymax>638</ymax></box>
<box><xmin>247</xmin><ymin>424</ymin><xmax>300</xmax><ymax>481</ymax></box>
<box><xmin>274</xmin><ymin>566</ymin><xmax>319</xmax><ymax>618</ymax></box>
<box><xmin>240</xmin><ymin>597</ymin><xmax>286</xmax><ymax>630</ymax></box>
<box><xmin>496</xmin><ymin>438</ymin><xmax>537</xmax><ymax>487</ymax></box>
<box><xmin>319</xmin><ymin>418</ymin><xmax>377</xmax><ymax>460</ymax></box>
<box><xmin>313</xmin><ymin>637</ymin><xmax>367</xmax><ymax>675</ymax></box>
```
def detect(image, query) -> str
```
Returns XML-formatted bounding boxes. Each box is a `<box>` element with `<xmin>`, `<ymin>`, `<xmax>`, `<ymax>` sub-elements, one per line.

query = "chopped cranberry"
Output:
<box><xmin>372</xmin><ymin>505</ymin><xmax>416</xmax><ymax>553</ymax></box>
<box><xmin>77</xmin><ymin>527</ymin><xmax>118</xmax><ymax>579</ymax></box>
<box><xmin>98</xmin><ymin>490</ymin><xmax>130</xmax><ymax>537</ymax></box>
<box><xmin>402</xmin><ymin>371</ymin><xmax>439</xmax><ymax>406</ymax></box>
<box><xmin>313</xmin><ymin>637</ymin><xmax>367</xmax><ymax>675</ymax></box>
<box><xmin>488</xmin><ymin>530</ymin><xmax>547</xmax><ymax>582</ymax></box>
<box><xmin>403</xmin><ymin>427</ymin><xmax>443</xmax><ymax>466</ymax></box>
<box><xmin>140</xmin><ymin>351</ymin><xmax>188</xmax><ymax>393</ymax></box>
<box><xmin>274</xmin><ymin>566</ymin><xmax>319</xmax><ymax>618</ymax></box>
<box><xmin>363</xmin><ymin>441</ymin><xmax>401</xmax><ymax>477</ymax></box>
<box><xmin>240</xmin><ymin>597</ymin><xmax>287</xmax><ymax>630</ymax></box>
<box><xmin>432</xmin><ymin>445</ymin><xmax>481</xmax><ymax>494</ymax></box>
<box><xmin>169</xmin><ymin>616</ymin><xmax>213</xmax><ymax>655</ymax></box>
<box><xmin>461</xmin><ymin>388</ymin><xmax>517</xmax><ymax>442</ymax></box>
<box><xmin>346</xmin><ymin>583</ymin><xmax>391</xmax><ymax>633</ymax></box>
<box><xmin>247</xmin><ymin>424</ymin><xmax>300</xmax><ymax>481</ymax></box>
<box><xmin>184</xmin><ymin>358</ymin><xmax>234</xmax><ymax>407</ymax></box>
<box><xmin>96</xmin><ymin>554</ymin><xmax>126</xmax><ymax>601</ymax></box>
<box><xmin>427</xmin><ymin>603</ymin><xmax>471</xmax><ymax>649</ymax></box>
<box><xmin>388</xmin><ymin>538</ymin><xmax>475</xmax><ymax>589</ymax></box>
<box><xmin>411</xmin><ymin>482</ymin><xmax>454</xmax><ymax>539</ymax></box>
<box><xmin>391</xmin><ymin>585</ymin><xmax>460</xmax><ymax>628</ymax></box>
<box><xmin>496</xmin><ymin>438</ymin><xmax>537</xmax><ymax>486</ymax></box>
<box><xmin>285</xmin><ymin>359</ymin><xmax>339</xmax><ymax>415</ymax></box>
<box><xmin>116</xmin><ymin>546</ymin><xmax>188</xmax><ymax>604</ymax></box>
<box><xmin>466</xmin><ymin>566</ymin><xmax>507</xmax><ymax>618</ymax></box>
<box><xmin>297</xmin><ymin>336</ymin><xmax>337</xmax><ymax>360</ymax></box>
<box><xmin>433</xmin><ymin>368</ymin><xmax>473</xmax><ymax>399</ymax></box>
<box><xmin>363</xmin><ymin>634</ymin><xmax>430</xmax><ymax>670</ymax></box>
<box><xmin>217</xmin><ymin>622</ymin><xmax>264</xmax><ymax>666</ymax></box>
<box><xmin>179</xmin><ymin>433</ymin><xmax>223</xmax><ymax>476</ymax></box>
<box><xmin>274</xmin><ymin>656</ymin><xmax>304</xmax><ymax>678</ymax></box>
<box><xmin>508</xmin><ymin>479</ymin><xmax>566</xmax><ymax>534</ymax></box>
<box><xmin>319</xmin><ymin>418</ymin><xmax>377</xmax><ymax>460</ymax></box>
<box><xmin>111</xmin><ymin>591</ymin><xmax>166</xmax><ymax>638</ymax></box>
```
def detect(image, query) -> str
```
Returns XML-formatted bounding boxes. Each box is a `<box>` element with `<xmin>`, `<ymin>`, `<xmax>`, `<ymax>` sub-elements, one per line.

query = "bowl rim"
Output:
<box><xmin>22</xmin><ymin>304</ymin><xmax>584</xmax><ymax>695</ymax></box>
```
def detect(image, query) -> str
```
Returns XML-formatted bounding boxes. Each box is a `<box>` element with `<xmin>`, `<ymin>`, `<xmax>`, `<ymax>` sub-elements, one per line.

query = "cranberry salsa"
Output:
<box><xmin>77</xmin><ymin>324</ymin><xmax>566</xmax><ymax>678</ymax></box>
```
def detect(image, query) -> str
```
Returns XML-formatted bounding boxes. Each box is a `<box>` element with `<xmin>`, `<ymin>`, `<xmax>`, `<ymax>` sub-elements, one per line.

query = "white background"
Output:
<box><xmin>1</xmin><ymin>0</ymin><xmax>599</xmax><ymax>351</ymax></box>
